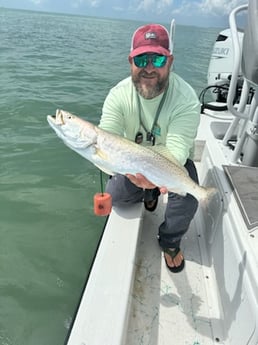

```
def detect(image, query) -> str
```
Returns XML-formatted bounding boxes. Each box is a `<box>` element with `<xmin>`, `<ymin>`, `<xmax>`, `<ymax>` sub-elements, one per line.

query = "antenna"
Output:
<box><xmin>170</xmin><ymin>19</ymin><xmax>176</xmax><ymax>53</ymax></box>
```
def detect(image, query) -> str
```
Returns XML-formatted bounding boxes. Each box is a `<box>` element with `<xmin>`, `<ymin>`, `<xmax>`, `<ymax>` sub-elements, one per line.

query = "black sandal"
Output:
<box><xmin>144</xmin><ymin>198</ymin><xmax>159</xmax><ymax>212</ymax></box>
<box><xmin>164</xmin><ymin>247</ymin><xmax>185</xmax><ymax>273</ymax></box>
<box><xmin>144</xmin><ymin>187</ymin><xmax>160</xmax><ymax>212</ymax></box>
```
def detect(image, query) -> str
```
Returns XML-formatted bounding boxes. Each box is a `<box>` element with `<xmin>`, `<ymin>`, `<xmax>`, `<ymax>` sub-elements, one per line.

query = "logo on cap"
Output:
<box><xmin>145</xmin><ymin>32</ymin><xmax>157</xmax><ymax>40</ymax></box>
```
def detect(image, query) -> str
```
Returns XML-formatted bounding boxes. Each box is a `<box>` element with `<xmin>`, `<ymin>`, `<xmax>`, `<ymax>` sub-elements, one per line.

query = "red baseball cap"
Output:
<box><xmin>129</xmin><ymin>24</ymin><xmax>171</xmax><ymax>58</ymax></box>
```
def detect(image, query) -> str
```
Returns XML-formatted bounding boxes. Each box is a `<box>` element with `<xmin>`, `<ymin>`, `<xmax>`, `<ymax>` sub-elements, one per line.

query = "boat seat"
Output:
<box><xmin>224</xmin><ymin>165</ymin><xmax>258</xmax><ymax>231</ymax></box>
<box><xmin>241</xmin><ymin>0</ymin><xmax>258</xmax><ymax>85</ymax></box>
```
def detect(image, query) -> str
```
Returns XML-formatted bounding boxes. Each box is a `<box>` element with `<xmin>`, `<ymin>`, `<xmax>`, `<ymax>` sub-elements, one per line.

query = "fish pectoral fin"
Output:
<box><xmin>95</xmin><ymin>147</ymin><xmax>109</xmax><ymax>161</ymax></box>
<box><xmin>93</xmin><ymin>147</ymin><xmax>114</xmax><ymax>175</ymax></box>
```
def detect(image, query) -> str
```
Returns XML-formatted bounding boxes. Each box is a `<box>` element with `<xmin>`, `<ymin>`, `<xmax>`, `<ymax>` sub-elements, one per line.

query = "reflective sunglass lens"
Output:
<box><xmin>133</xmin><ymin>55</ymin><xmax>148</xmax><ymax>68</ymax></box>
<box><xmin>153</xmin><ymin>55</ymin><xmax>167</xmax><ymax>68</ymax></box>
<box><xmin>133</xmin><ymin>54</ymin><xmax>167</xmax><ymax>68</ymax></box>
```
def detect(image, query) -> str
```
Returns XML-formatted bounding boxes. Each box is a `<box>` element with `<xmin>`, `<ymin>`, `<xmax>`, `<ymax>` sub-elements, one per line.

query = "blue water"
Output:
<box><xmin>0</xmin><ymin>7</ymin><xmax>220</xmax><ymax>345</ymax></box>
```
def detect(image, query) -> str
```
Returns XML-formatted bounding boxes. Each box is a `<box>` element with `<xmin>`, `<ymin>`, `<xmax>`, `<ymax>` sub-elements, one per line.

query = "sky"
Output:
<box><xmin>0</xmin><ymin>0</ymin><xmax>248</xmax><ymax>27</ymax></box>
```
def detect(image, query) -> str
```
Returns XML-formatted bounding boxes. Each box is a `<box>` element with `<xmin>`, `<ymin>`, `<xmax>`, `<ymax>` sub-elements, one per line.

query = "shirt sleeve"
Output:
<box><xmin>165</xmin><ymin>99</ymin><xmax>201</xmax><ymax>166</ymax></box>
<box><xmin>153</xmin><ymin>74</ymin><xmax>201</xmax><ymax>166</ymax></box>
<box><xmin>99</xmin><ymin>78</ymin><xmax>139</xmax><ymax>141</ymax></box>
<box><xmin>99</xmin><ymin>87</ymin><xmax>125</xmax><ymax>136</ymax></box>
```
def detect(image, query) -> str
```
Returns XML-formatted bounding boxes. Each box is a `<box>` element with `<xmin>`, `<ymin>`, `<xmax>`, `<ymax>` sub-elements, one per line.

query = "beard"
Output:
<box><xmin>132</xmin><ymin>70</ymin><xmax>169</xmax><ymax>99</ymax></box>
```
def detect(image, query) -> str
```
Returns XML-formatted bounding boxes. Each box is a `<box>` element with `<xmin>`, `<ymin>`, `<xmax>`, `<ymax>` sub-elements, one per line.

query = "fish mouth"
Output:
<box><xmin>47</xmin><ymin>109</ymin><xmax>65</xmax><ymax>126</ymax></box>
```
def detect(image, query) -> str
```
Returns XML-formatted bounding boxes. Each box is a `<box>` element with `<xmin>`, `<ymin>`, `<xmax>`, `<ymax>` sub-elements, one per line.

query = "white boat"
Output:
<box><xmin>66</xmin><ymin>1</ymin><xmax>258</xmax><ymax>344</ymax></box>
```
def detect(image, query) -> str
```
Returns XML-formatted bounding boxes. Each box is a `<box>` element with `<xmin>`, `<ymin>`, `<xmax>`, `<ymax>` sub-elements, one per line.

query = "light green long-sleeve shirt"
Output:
<box><xmin>99</xmin><ymin>72</ymin><xmax>201</xmax><ymax>166</ymax></box>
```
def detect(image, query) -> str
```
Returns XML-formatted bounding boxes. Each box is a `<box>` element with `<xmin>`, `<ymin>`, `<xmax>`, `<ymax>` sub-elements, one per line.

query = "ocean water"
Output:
<box><xmin>0</xmin><ymin>8</ymin><xmax>220</xmax><ymax>345</ymax></box>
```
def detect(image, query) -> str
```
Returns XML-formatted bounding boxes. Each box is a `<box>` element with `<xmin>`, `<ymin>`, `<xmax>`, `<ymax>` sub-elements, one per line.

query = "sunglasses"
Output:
<box><xmin>133</xmin><ymin>54</ymin><xmax>167</xmax><ymax>68</ymax></box>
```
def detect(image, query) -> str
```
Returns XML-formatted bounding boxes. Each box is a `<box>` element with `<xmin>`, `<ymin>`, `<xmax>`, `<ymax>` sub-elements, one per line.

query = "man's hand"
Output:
<box><xmin>126</xmin><ymin>173</ymin><xmax>167</xmax><ymax>194</ymax></box>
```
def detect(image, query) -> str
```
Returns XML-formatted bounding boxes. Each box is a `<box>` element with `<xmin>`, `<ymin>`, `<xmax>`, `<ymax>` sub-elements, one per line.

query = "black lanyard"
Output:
<box><xmin>136</xmin><ymin>85</ymin><xmax>168</xmax><ymax>145</ymax></box>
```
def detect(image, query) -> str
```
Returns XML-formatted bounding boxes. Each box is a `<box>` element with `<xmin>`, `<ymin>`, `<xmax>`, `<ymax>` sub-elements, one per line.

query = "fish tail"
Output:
<box><xmin>198</xmin><ymin>186</ymin><xmax>218</xmax><ymax>206</ymax></box>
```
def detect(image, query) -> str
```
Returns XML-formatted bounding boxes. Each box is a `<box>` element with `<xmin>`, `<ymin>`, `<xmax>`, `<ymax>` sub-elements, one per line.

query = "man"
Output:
<box><xmin>99</xmin><ymin>24</ymin><xmax>201</xmax><ymax>273</ymax></box>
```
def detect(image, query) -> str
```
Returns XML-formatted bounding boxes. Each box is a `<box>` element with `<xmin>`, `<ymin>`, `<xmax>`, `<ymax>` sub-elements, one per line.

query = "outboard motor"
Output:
<box><xmin>200</xmin><ymin>29</ymin><xmax>255</xmax><ymax>112</ymax></box>
<box><xmin>208</xmin><ymin>29</ymin><xmax>244</xmax><ymax>103</ymax></box>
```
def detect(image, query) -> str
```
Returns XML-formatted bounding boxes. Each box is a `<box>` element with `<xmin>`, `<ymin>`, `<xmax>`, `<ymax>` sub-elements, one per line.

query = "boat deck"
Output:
<box><xmin>126</xmin><ymin>193</ymin><xmax>221</xmax><ymax>345</ymax></box>
<box><xmin>126</xmin><ymin>110</ymin><xmax>258</xmax><ymax>345</ymax></box>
